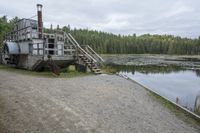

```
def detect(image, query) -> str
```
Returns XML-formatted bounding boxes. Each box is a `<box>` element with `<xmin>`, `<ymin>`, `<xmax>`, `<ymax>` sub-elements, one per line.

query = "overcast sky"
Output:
<box><xmin>0</xmin><ymin>0</ymin><xmax>200</xmax><ymax>38</ymax></box>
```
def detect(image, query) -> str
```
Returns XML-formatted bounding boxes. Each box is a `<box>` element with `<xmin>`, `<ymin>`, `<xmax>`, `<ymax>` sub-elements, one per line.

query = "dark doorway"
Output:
<box><xmin>48</xmin><ymin>39</ymin><xmax>55</xmax><ymax>55</ymax></box>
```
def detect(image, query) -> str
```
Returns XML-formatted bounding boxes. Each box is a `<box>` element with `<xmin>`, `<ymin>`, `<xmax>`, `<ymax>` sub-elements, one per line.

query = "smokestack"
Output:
<box><xmin>37</xmin><ymin>4</ymin><xmax>43</xmax><ymax>39</ymax></box>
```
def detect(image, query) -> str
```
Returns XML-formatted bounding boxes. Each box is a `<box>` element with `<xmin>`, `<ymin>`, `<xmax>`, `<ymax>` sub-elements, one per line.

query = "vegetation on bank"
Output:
<box><xmin>0</xmin><ymin>65</ymin><xmax>90</xmax><ymax>78</ymax></box>
<box><xmin>1</xmin><ymin>16</ymin><xmax>200</xmax><ymax>55</ymax></box>
<box><xmin>103</xmin><ymin>64</ymin><xmax>184</xmax><ymax>73</ymax></box>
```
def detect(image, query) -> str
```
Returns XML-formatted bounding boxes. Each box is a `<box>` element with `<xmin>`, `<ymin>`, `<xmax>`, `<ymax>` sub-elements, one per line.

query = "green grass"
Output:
<box><xmin>0</xmin><ymin>65</ymin><xmax>91</xmax><ymax>78</ymax></box>
<box><xmin>101</xmin><ymin>66</ymin><xmax>118</xmax><ymax>74</ymax></box>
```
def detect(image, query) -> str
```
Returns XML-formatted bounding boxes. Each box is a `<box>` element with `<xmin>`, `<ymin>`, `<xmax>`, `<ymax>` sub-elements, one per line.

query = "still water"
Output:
<box><xmin>112</xmin><ymin>65</ymin><xmax>200</xmax><ymax>115</ymax></box>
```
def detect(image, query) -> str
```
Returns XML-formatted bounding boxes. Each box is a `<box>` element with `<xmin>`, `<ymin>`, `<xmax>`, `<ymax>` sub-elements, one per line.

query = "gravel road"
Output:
<box><xmin>0</xmin><ymin>70</ymin><xmax>199</xmax><ymax>133</ymax></box>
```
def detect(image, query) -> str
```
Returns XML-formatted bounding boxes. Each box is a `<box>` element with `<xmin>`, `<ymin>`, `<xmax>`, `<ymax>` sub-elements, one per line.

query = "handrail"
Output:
<box><xmin>4</xmin><ymin>29</ymin><xmax>40</xmax><ymax>42</ymax></box>
<box><xmin>86</xmin><ymin>45</ymin><xmax>104</xmax><ymax>62</ymax></box>
<box><xmin>66</xmin><ymin>33</ymin><xmax>97</xmax><ymax>63</ymax></box>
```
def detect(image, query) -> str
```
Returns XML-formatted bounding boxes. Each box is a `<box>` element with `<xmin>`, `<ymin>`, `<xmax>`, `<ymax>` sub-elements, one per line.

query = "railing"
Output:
<box><xmin>66</xmin><ymin>33</ymin><xmax>97</xmax><ymax>63</ymax></box>
<box><xmin>4</xmin><ymin>26</ymin><xmax>39</xmax><ymax>42</ymax></box>
<box><xmin>44</xmin><ymin>48</ymin><xmax>75</xmax><ymax>56</ymax></box>
<box><xmin>84</xmin><ymin>45</ymin><xmax>104</xmax><ymax>66</ymax></box>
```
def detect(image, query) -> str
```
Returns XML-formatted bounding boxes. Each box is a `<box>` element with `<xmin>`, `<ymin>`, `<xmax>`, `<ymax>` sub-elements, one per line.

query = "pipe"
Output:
<box><xmin>37</xmin><ymin>4</ymin><xmax>43</xmax><ymax>39</ymax></box>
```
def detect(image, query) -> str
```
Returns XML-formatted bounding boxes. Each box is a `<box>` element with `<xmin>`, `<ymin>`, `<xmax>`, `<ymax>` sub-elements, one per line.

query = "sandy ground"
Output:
<box><xmin>0</xmin><ymin>70</ymin><xmax>199</xmax><ymax>133</ymax></box>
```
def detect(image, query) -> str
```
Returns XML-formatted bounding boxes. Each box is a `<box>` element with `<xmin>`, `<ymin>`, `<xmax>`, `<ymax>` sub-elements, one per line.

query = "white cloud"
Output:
<box><xmin>92</xmin><ymin>13</ymin><xmax>131</xmax><ymax>30</ymax></box>
<box><xmin>163</xmin><ymin>1</ymin><xmax>193</xmax><ymax>18</ymax></box>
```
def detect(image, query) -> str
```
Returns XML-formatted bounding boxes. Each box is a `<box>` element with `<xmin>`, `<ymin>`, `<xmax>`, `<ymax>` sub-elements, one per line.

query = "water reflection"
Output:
<box><xmin>108</xmin><ymin>64</ymin><xmax>200</xmax><ymax>77</ymax></box>
<box><xmin>109</xmin><ymin>64</ymin><xmax>200</xmax><ymax>116</ymax></box>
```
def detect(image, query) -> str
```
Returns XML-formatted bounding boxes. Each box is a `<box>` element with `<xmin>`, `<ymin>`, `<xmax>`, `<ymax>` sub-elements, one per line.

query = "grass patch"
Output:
<box><xmin>101</xmin><ymin>66</ymin><xmax>118</xmax><ymax>74</ymax></box>
<box><xmin>59</xmin><ymin>65</ymin><xmax>91</xmax><ymax>78</ymax></box>
<box><xmin>148</xmin><ymin>91</ymin><xmax>200</xmax><ymax>128</ymax></box>
<box><xmin>0</xmin><ymin>64</ymin><xmax>90</xmax><ymax>78</ymax></box>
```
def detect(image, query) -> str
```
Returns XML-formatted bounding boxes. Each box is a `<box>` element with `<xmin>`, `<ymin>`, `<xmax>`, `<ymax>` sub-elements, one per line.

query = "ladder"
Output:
<box><xmin>65</xmin><ymin>33</ymin><xmax>104</xmax><ymax>74</ymax></box>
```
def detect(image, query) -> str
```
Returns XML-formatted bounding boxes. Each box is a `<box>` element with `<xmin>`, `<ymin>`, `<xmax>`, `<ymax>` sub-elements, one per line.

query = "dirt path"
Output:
<box><xmin>0</xmin><ymin>70</ymin><xmax>199</xmax><ymax>133</ymax></box>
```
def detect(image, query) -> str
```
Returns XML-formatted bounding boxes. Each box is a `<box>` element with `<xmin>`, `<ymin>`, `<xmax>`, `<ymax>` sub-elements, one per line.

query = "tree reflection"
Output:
<box><xmin>195</xmin><ymin>70</ymin><xmax>200</xmax><ymax>77</ymax></box>
<box><xmin>106</xmin><ymin>64</ymin><xmax>200</xmax><ymax>77</ymax></box>
<box><xmin>107</xmin><ymin>64</ymin><xmax>186</xmax><ymax>74</ymax></box>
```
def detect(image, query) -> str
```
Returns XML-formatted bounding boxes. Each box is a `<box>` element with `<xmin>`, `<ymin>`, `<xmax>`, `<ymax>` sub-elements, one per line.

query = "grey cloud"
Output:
<box><xmin>0</xmin><ymin>0</ymin><xmax>199</xmax><ymax>38</ymax></box>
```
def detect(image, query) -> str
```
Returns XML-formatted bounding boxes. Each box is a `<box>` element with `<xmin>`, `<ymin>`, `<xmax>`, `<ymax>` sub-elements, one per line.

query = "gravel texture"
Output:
<box><xmin>0</xmin><ymin>70</ymin><xmax>199</xmax><ymax>133</ymax></box>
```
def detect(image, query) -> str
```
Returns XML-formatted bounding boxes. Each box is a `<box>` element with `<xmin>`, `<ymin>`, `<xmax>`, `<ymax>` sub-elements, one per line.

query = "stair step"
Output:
<box><xmin>93</xmin><ymin>69</ymin><xmax>101</xmax><ymax>72</ymax></box>
<box><xmin>93</xmin><ymin>68</ymin><xmax>101</xmax><ymax>71</ymax></box>
<box><xmin>91</xmin><ymin>67</ymin><xmax>99</xmax><ymax>70</ymax></box>
<box><xmin>94</xmin><ymin>71</ymin><xmax>102</xmax><ymax>74</ymax></box>
<box><xmin>81</xmin><ymin>56</ymin><xmax>87</xmax><ymax>59</ymax></box>
<box><xmin>78</xmin><ymin>52</ymin><xmax>102</xmax><ymax>74</ymax></box>
<box><xmin>93</xmin><ymin>70</ymin><xmax>101</xmax><ymax>73</ymax></box>
<box><xmin>91</xmin><ymin>66</ymin><xmax>98</xmax><ymax>69</ymax></box>
<box><xmin>83</xmin><ymin>58</ymin><xmax>88</xmax><ymax>61</ymax></box>
<box><xmin>84</xmin><ymin>59</ymin><xmax>89</xmax><ymax>62</ymax></box>
<box><xmin>86</xmin><ymin>61</ymin><xmax>92</xmax><ymax>64</ymax></box>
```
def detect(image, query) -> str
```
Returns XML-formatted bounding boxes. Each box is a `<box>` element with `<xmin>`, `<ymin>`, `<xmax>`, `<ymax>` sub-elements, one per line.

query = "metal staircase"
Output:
<box><xmin>65</xmin><ymin>33</ymin><xmax>104</xmax><ymax>74</ymax></box>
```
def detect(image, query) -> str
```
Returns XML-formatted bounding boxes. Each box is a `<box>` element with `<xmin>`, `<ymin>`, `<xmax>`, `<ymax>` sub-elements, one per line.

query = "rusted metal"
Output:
<box><xmin>37</xmin><ymin>4</ymin><xmax>43</xmax><ymax>39</ymax></box>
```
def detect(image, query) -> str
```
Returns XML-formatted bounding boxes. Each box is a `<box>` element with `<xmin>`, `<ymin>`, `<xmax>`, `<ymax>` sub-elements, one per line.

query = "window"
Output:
<box><xmin>29</xmin><ymin>43</ymin><xmax>33</xmax><ymax>54</ymax></box>
<box><xmin>31</xmin><ymin>23</ymin><xmax>37</xmax><ymax>30</ymax></box>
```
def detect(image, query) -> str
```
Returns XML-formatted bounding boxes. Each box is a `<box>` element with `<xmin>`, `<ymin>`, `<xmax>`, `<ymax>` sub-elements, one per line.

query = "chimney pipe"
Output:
<box><xmin>37</xmin><ymin>4</ymin><xmax>43</xmax><ymax>39</ymax></box>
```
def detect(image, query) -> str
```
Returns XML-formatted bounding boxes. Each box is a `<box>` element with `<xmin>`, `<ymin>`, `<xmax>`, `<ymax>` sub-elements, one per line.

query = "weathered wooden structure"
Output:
<box><xmin>1</xmin><ymin>4</ymin><xmax>104</xmax><ymax>74</ymax></box>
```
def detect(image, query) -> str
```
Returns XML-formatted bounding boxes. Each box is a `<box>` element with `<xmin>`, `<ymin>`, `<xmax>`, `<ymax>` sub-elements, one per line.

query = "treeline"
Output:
<box><xmin>0</xmin><ymin>16</ymin><xmax>19</xmax><ymax>44</ymax></box>
<box><xmin>69</xmin><ymin>29</ymin><xmax>200</xmax><ymax>55</ymax></box>
<box><xmin>0</xmin><ymin>16</ymin><xmax>11</xmax><ymax>43</ymax></box>
<box><xmin>1</xmin><ymin>16</ymin><xmax>200</xmax><ymax>55</ymax></box>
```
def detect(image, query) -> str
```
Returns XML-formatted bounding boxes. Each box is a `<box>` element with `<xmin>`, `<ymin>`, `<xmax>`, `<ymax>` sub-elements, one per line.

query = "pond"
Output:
<box><xmin>109</xmin><ymin>65</ymin><xmax>200</xmax><ymax>116</ymax></box>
